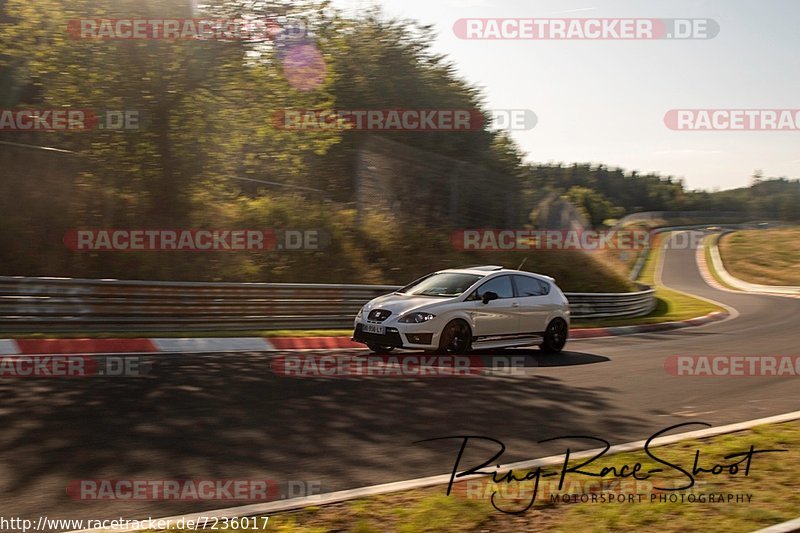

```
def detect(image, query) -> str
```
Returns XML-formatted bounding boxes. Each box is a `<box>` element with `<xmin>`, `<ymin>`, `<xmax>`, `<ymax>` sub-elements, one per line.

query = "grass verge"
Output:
<box><xmin>573</xmin><ymin>233</ymin><xmax>724</xmax><ymax>328</ymax></box>
<box><xmin>718</xmin><ymin>227</ymin><xmax>800</xmax><ymax>286</ymax></box>
<box><xmin>151</xmin><ymin>420</ymin><xmax>800</xmax><ymax>532</ymax></box>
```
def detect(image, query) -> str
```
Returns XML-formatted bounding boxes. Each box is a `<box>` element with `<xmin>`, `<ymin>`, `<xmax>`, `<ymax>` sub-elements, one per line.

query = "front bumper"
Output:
<box><xmin>352</xmin><ymin>322</ymin><xmax>437</xmax><ymax>350</ymax></box>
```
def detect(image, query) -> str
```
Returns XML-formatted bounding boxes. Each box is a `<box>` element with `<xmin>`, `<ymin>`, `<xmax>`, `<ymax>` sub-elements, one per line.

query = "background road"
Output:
<box><xmin>1</xmin><ymin>231</ymin><xmax>798</xmax><ymax>528</ymax></box>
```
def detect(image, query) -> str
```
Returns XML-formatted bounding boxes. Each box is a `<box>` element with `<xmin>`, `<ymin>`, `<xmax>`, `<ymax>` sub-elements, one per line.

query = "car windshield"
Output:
<box><xmin>398</xmin><ymin>273</ymin><xmax>482</xmax><ymax>297</ymax></box>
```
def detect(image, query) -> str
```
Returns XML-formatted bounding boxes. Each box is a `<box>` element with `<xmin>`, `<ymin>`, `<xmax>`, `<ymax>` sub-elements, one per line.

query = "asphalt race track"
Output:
<box><xmin>1</xmin><ymin>231</ymin><xmax>798</xmax><ymax>529</ymax></box>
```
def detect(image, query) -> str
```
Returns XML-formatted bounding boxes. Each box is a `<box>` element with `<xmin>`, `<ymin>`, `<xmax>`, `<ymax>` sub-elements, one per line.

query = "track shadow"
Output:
<box><xmin>471</xmin><ymin>349</ymin><xmax>611</xmax><ymax>367</ymax></box>
<box><xmin>0</xmin><ymin>350</ymin><xmax>647</xmax><ymax>525</ymax></box>
<box><xmin>391</xmin><ymin>347</ymin><xmax>611</xmax><ymax>368</ymax></box>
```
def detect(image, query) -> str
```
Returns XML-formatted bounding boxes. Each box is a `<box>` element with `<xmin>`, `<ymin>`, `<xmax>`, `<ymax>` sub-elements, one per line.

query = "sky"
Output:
<box><xmin>332</xmin><ymin>0</ymin><xmax>800</xmax><ymax>191</ymax></box>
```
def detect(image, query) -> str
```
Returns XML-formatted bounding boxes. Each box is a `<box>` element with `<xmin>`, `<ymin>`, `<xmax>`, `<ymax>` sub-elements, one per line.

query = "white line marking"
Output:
<box><xmin>65</xmin><ymin>409</ymin><xmax>800</xmax><ymax>533</ymax></box>
<box><xmin>749</xmin><ymin>517</ymin><xmax>800</xmax><ymax>533</ymax></box>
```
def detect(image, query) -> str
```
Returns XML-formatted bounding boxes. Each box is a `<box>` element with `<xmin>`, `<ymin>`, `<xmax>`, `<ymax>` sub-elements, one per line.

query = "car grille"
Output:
<box><xmin>367</xmin><ymin>309</ymin><xmax>392</xmax><ymax>322</ymax></box>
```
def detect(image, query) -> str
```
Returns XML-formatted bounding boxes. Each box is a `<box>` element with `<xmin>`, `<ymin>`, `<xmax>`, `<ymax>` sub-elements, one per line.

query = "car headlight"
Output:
<box><xmin>399</xmin><ymin>312</ymin><xmax>436</xmax><ymax>323</ymax></box>
<box><xmin>356</xmin><ymin>306</ymin><xmax>365</xmax><ymax>320</ymax></box>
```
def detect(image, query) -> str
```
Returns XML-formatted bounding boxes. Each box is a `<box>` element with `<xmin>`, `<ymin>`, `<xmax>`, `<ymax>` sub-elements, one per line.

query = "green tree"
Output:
<box><xmin>564</xmin><ymin>186</ymin><xmax>624</xmax><ymax>227</ymax></box>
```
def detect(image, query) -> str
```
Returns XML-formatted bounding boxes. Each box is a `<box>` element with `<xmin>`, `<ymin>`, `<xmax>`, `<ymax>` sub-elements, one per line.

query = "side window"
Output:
<box><xmin>513</xmin><ymin>275</ymin><xmax>550</xmax><ymax>296</ymax></box>
<box><xmin>513</xmin><ymin>275</ymin><xmax>542</xmax><ymax>296</ymax></box>
<box><xmin>474</xmin><ymin>275</ymin><xmax>514</xmax><ymax>299</ymax></box>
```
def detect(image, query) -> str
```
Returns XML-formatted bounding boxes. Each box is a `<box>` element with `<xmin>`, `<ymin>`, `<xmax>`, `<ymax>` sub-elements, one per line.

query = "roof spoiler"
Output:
<box><xmin>456</xmin><ymin>265</ymin><xmax>503</xmax><ymax>271</ymax></box>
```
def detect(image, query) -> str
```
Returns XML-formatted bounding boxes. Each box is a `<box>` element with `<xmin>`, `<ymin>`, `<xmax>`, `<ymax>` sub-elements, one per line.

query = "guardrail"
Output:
<box><xmin>566</xmin><ymin>287</ymin><xmax>655</xmax><ymax>319</ymax></box>
<box><xmin>0</xmin><ymin>276</ymin><xmax>656</xmax><ymax>332</ymax></box>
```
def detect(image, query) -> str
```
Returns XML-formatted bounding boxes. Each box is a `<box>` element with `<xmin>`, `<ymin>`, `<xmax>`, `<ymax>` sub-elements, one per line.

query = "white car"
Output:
<box><xmin>352</xmin><ymin>266</ymin><xmax>570</xmax><ymax>354</ymax></box>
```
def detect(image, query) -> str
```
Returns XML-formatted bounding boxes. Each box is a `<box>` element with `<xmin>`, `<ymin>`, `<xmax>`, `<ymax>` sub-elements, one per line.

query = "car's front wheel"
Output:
<box><xmin>367</xmin><ymin>344</ymin><xmax>395</xmax><ymax>354</ymax></box>
<box><xmin>541</xmin><ymin>318</ymin><xmax>568</xmax><ymax>353</ymax></box>
<box><xmin>437</xmin><ymin>319</ymin><xmax>472</xmax><ymax>354</ymax></box>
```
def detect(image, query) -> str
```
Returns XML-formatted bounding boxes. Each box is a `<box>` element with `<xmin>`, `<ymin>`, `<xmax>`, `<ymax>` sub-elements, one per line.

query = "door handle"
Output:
<box><xmin>511</xmin><ymin>302</ymin><xmax>520</xmax><ymax>307</ymax></box>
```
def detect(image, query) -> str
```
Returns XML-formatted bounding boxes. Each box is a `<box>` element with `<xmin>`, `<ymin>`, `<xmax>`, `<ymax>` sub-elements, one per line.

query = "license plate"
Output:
<box><xmin>363</xmin><ymin>323</ymin><xmax>385</xmax><ymax>335</ymax></box>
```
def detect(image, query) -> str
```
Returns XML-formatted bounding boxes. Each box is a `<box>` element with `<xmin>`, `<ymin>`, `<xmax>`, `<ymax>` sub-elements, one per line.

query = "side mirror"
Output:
<box><xmin>482</xmin><ymin>291</ymin><xmax>498</xmax><ymax>304</ymax></box>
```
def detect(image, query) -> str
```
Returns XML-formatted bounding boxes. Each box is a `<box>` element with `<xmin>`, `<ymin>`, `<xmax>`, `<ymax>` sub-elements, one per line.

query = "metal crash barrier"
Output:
<box><xmin>0</xmin><ymin>276</ymin><xmax>656</xmax><ymax>332</ymax></box>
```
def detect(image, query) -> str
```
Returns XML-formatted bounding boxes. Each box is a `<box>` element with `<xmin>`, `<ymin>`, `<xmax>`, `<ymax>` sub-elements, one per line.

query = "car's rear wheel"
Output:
<box><xmin>367</xmin><ymin>344</ymin><xmax>395</xmax><ymax>354</ymax></box>
<box><xmin>541</xmin><ymin>318</ymin><xmax>568</xmax><ymax>353</ymax></box>
<box><xmin>437</xmin><ymin>319</ymin><xmax>472</xmax><ymax>354</ymax></box>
